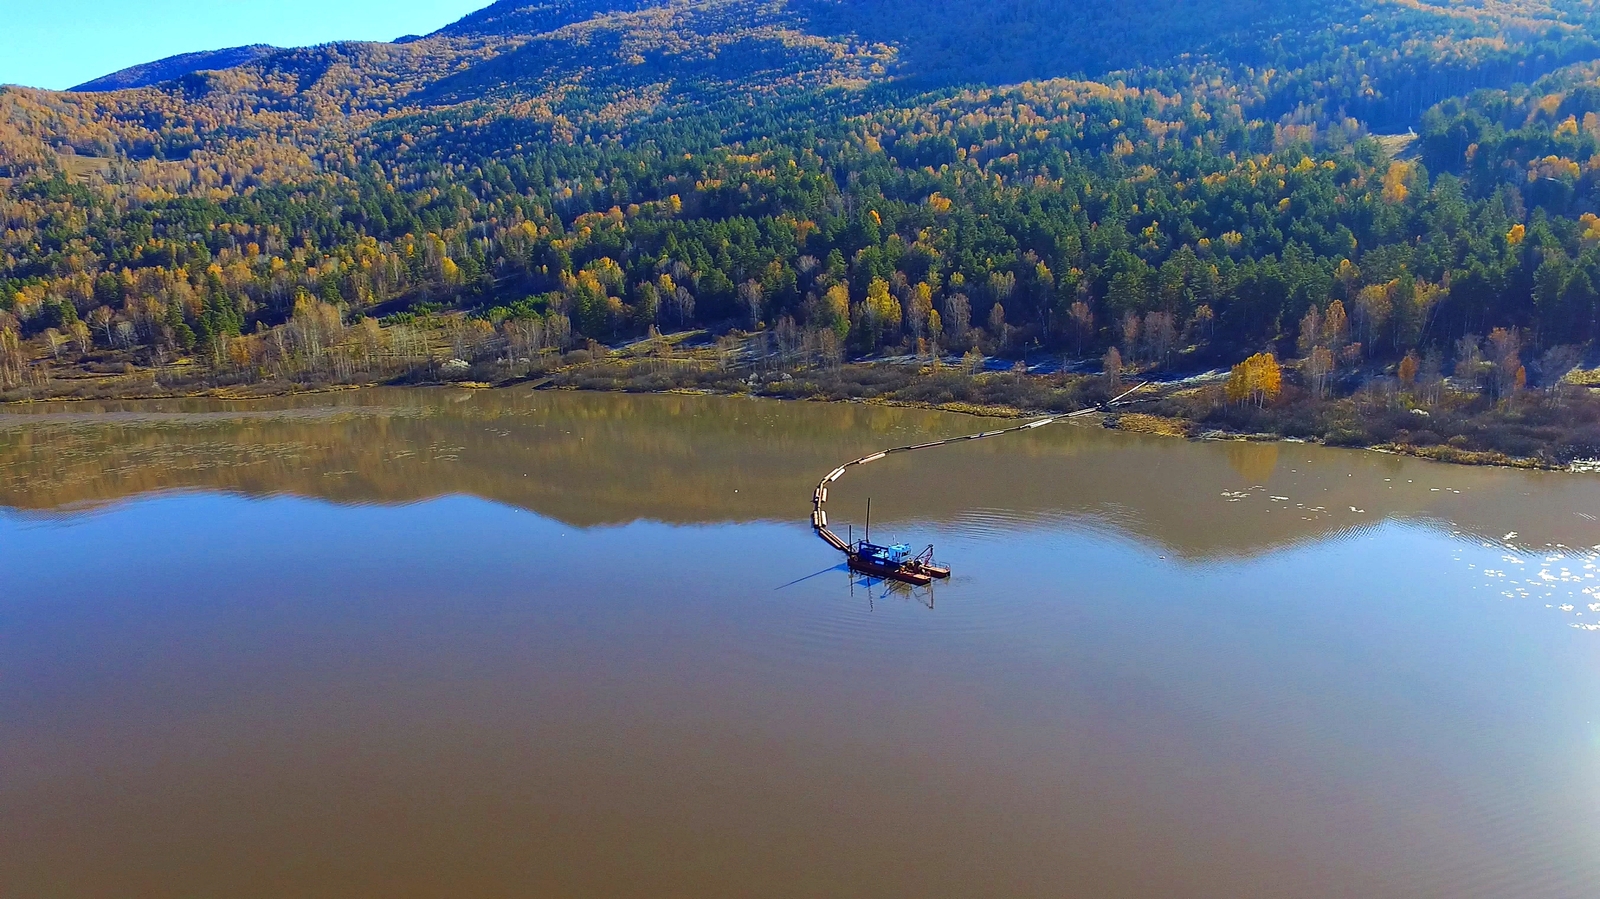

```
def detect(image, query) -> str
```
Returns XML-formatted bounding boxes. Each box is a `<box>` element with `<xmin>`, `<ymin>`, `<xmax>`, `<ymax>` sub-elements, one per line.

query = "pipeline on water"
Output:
<box><xmin>809</xmin><ymin>383</ymin><xmax>1149</xmax><ymax>558</ymax></box>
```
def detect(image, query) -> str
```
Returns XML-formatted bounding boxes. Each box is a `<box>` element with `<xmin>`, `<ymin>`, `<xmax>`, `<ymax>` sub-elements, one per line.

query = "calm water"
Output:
<box><xmin>2</xmin><ymin>389</ymin><xmax>1598</xmax><ymax>898</ymax></box>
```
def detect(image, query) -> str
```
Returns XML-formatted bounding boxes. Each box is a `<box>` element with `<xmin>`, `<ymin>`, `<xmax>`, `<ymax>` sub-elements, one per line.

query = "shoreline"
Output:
<box><xmin>2</xmin><ymin>369</ymin><xmax>1591</xmax><ymax>473</ymax></box>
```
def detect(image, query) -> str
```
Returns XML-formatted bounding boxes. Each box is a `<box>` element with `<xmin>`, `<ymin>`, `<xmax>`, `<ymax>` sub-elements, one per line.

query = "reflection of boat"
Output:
<box><xmin>847</xmin><ymin>541</ymin><xmax>950</xmax><ymax>586</ymax></box>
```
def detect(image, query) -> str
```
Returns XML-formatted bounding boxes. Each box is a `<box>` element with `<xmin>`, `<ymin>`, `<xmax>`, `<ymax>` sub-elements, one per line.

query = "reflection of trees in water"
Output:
<box><xmin>0</xmin><ymin>390</ymin><xmax>992</xmax><ymax>526</ymax></box>
<box><xmin>2</xmin><ymin>389</ymin><xmax>1598</xmax><ymax>558</ymax></box>
<box><xmin>1225</xmin><ymin>441</ymin><xmax>1279</xmax><ymax>484</ymax></box>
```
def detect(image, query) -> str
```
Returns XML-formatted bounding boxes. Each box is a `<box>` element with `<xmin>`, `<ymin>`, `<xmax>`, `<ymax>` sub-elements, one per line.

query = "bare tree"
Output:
<box><xmin>1419</xmin><ymin>346</ymin><xmax>1444</xmax><ymax>406</ymax></box>
<box><xmin>1121</xmin><ymin>311</ymin><xmax>1141</xmax><ymax>365</ymax></box>
<box><xmin>1069</xmin><ymin>301</ymin><xmax>1093</xmax><ymax>356</ymax></box>
<box><xmin>1103</xmin><ymin>346</ymin><xmax>1123</xmax><ymax>390</ymax></box>
<box><xmin>1454</xmin><ymin>334</ymin><xmax>1486</xmax><ymax>390</ymax></box>
<box><xmin>1486</xmin><ymin>328</ymin><xmax>1523</xmax><ymax>399</ymax></box>
<box><xmin>738</xmin><ymin>280</ymin><xmax>764</xmax><ymax>330</ymax></box>
<box><xmin>91</xmin><ymin>306</ymin><xmax>115</xmax><ymax>346</ymax></box>
<box><xmin>1144</xmin><ymin>311</ymin><xmax>1176</xmax><ymax>368</ymax></box>
<box><xmin>1305</xmin><ymin>346</ymin><xmax>1334</xmax><ymax>399</ymax></box>
<box><xmin>943</xmin><ymin>293</ymin><xmax>971</xmax><ymax>347</ymax></box>
<box><xmin>1539</xmin><ymin>344</ymin><xmax>1583</xmax><ymax>402</ymax></box>
<box><xmin>988</xmin><ymin>303</ymin><xmax>1009</xmax><ymax>352</ymax></box>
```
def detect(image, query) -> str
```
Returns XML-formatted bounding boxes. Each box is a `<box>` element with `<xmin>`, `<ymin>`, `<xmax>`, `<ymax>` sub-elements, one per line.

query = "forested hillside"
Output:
<box><xmin>70</xmin><ymin>46</ymin><xmax>282</xmax><ymax>93</ymax></box>
<box><xmin>6</xmin><ymin>0</ymin><xmax>1600</xmax><ymax>460</ymax></box>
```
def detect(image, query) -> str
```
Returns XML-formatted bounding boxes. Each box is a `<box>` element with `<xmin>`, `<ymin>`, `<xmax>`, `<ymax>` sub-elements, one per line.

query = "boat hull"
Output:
<box><xmin>848</xmin><ymin>555</ymin><xmax>935</xmax><ymax>586</ymax></box>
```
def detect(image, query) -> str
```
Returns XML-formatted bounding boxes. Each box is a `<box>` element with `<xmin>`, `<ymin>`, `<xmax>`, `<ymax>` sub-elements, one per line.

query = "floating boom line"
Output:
<box><xmin>810</xmin><ymin>384</ymin><xmax>1148</xmax><ymax>554</ymax></box>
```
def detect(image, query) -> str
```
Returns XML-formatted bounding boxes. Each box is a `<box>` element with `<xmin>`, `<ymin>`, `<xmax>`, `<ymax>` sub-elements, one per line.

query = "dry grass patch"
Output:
<box><xmin>1110</xmin><ymin>413</ymin><xmax>1191</xmax><ymax>437</ymax></box>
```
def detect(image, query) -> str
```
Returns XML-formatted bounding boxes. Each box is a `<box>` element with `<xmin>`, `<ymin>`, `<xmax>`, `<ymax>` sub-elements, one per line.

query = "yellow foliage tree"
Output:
<box><xmin>824</xmin><ymin>283</ymin><xmax>851</xmax><ymax>340</ymax></box>
<box><xmin>908</xmin><ymin>282</ymin><xmax>935</xmax><ymax>339</ymax></box>
<box><xmin>1398</xmin><ymin>351</ymin><xmax>1419</xmax><ymax>388</ymax></box>
<box><xmin>1382</xmin><ymin>162</ymin><xmax>1412</xmax><ymax>204</ymax></box>
<box><xmin>1225</xmin><ymin>353</ymin><xmax>1282</xmax><ymax>408</ymax></box>
<box><xmin>1579</xmin><ymin>213</ymin><xmax>1600</xmax><ymax>248</ymax></box>
<box><xmin>1334</xmin><ymin>258</ymin><xmax>1360</xmax><ymax>299</ymax></box>
<box><xmin>1323</xmin><ymin>299</ymin><xmax>1348</xmax><ymax>351</ymax></box>
<box><xmin>863</xmin><ymin>277</ymin><xmax>901</xmax><ymax>345</ymax></box>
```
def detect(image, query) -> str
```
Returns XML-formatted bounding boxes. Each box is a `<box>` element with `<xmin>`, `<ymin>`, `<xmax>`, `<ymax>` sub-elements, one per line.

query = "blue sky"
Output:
<box><xmin>0</xmin><ymin>0</ymin><xmax>493</xmax><ymax>90</ymax></box>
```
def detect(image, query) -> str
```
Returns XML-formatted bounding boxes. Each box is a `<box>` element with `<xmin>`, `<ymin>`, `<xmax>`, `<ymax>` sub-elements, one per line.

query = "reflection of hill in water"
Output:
<box><xmin>2</xmin><ymin>390</ymin><xmax>1597</xmax><ymax>559</ymax></box>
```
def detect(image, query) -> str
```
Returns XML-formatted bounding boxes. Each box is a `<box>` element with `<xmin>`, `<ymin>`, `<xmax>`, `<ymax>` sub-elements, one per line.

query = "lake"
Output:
<box><xmin>2</xmin><ymin>389</ymin><xmax>1597</xmax><ymax>898</ymax></box>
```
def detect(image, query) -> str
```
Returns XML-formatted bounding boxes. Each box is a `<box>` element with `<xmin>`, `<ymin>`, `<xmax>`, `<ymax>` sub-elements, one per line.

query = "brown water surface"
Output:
<box><xmin>2</xmin><ymin>389</ymin><xmax>1597</xmax><ymax>898</ymax></box>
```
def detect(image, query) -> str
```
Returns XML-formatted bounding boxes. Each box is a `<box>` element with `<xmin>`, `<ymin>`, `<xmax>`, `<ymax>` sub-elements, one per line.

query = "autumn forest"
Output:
<box><xmin>7</xmin><ymin>0</ymin><xmax>1600</xmax><ymax>462</ymax></box>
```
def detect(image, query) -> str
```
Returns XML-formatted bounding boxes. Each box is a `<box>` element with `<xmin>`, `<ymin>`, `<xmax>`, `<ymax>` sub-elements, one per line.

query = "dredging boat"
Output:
<box><xmin>847</xmin><ymin>540</ymin><xmax>951</xmax><ymax>587</ymax></box>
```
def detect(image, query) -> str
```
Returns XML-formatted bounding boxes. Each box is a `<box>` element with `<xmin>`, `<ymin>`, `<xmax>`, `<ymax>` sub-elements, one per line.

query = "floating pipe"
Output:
<box><xmin>809</xmin><ymin>384</ymin><xmax>1148</xmax><ymax>558</ymax></box>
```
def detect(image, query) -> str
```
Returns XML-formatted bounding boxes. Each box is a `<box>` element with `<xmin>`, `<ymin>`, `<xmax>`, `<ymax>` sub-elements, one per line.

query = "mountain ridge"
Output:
<box><xmin>61</xmin><ymin>0</ymin><xmax>1320</xmax><ymax>99</ymax></box>
<box><xmin>9</xmin><ymin>0</ymin><xmax>1596</xmax><ymax>191</ymax></box>
<box><xmin>71</xmin><ymin>45</ymin><xmax>283</xmax><ymax>92</ymax></box>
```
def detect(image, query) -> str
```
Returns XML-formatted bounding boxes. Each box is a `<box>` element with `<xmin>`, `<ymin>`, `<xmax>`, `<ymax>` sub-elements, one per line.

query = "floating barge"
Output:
<box><xmin>847</xmin><ymin>541</ymin><xmax>951</xmax><ymax>587</ymax></box>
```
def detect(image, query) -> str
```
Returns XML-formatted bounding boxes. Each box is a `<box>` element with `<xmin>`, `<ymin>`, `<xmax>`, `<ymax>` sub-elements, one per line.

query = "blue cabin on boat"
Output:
<box><xmin>856</xmin><ymin>542</ymin><xmax>911</xmax><ymax>567</ymax></box>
